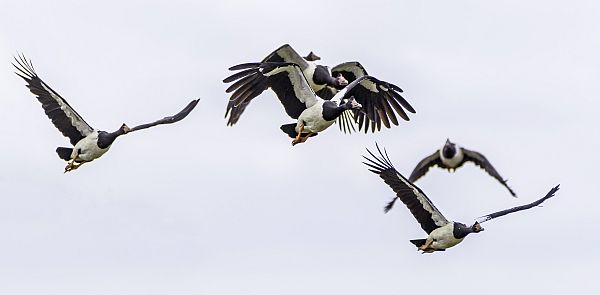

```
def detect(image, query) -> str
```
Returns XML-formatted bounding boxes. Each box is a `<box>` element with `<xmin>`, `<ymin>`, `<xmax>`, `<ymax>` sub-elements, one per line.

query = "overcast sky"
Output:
<box><xmin>0</xmin><ymin>0</ymin><xmax>598</xmax><ymax>294</ymax></box>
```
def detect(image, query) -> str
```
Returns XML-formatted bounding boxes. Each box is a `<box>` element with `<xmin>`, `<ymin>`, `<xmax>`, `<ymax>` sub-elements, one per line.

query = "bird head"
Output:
<box><xmin>334</xmin><ymin>73</ymin><xmax>349</xmax><ymax>88</ymax></box>
<box><xmin>344</xmin><ymin>96</ymin><xmax>362</xmax><ymax>110</ymax></box>
<box><xmin>442</xmin><ymin>139</ymin><xmax>457</xmax><ymax>158</ymax></box>
<box><xmin>121</xmin><ymin>123</ymin><xmax>131</xmax><ymax>134</ymax></box>
<box><xmin>471</xmin><ymin>222</ymin><xmax>484</xmax><ymax>233</ymax></box>
<box><xmin>305</xmin><ymin>51</ymin><xmax>321</xmax><ymax>61</ymax></box>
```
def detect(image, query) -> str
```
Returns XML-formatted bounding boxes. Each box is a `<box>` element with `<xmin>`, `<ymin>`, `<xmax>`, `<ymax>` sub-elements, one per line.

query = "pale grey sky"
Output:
<box><xmin>0</xmin><ymin>0</ymin><xmax>598</xmax><ymax>294</ymax></box>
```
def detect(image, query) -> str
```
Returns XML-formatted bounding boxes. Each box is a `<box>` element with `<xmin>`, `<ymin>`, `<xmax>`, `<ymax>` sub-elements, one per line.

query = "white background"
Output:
<box><xmin>0</xmin><ymin>0</ymin><xmax>597</xmax><ymax>294</ymax></box>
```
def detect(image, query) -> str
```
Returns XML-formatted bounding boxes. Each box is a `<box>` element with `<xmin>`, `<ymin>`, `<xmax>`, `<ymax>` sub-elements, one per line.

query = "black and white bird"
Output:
<box><xmin>363</xmin><ymin>144</ymin><xmax>559</xmax><ymax>253</ymax></box>
<box><xmin>224</xmin><ymin>44</ymin><xmax>349</xmax><ymax>126</ymax></box>
<box><xmin>409</xmin><ymin>139</ymin><xmax>517</xmax><ymax>197</ymax></box>
<box><xmin>224</xmin><ymin>44</ymin><xmax>415</xmax><ymax>134</ymax></box>
<box><xmin>14</xmin><ymin>55</ymin><xmax>200</xmax><ymax>172</ymax></box>
<box><xmin>224</xmin><ymin>61</ymin><xmax>414</xmax><ymax>145</ymax></box>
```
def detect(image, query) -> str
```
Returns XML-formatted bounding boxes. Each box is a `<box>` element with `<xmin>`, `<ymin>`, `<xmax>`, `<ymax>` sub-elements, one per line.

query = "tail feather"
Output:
<box><xmin>410</xmin><ymin>239</ymin><xmax>427</xmax><ymax>248</ymax></box>
<box><xmin>280</xmin><ymin>123</ymin><xmax>298</xmax><ymax>138</ymax></box>
<box><xmin>56</xmin><ymin>147</ymin><xmax>72</xmax><ymax>161</ymax></box>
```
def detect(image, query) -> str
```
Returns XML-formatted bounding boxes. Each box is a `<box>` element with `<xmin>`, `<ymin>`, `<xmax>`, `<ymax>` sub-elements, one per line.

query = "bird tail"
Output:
<box><xmin>56</xmin><ymin>147</ymin><xmax>72</xmax><ymax>161</ymax></box>
<box><xmin>280</xmin><ymin>123</ymin><xmax>298</xmax><ymax>138</ymax></box>
<box><xmin>409</xmin><ymin>239</ymin><xmax>427</xmax><ymax>247</ymax></box>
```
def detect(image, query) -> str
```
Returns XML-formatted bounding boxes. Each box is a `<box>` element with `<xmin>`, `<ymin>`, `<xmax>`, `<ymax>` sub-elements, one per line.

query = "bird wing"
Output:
<box><xmin>128</xmin><ymin>99</ymin><xmax>200</xmax><ymax>132</ymax></box>
<box><xmin>331</xmin><ymin>61</ymin><xmax>369</xmax><ymax>83</ymax></box>
<box><xmin>223</xmin><ymin>45</ymin><xmax>312</xmax><ymax>125</ymax></box>
<box><xmin>224</xmin><ymin>62</ymin><xmax>317</xmax><ymax>122</ymax></box>
<box><xmin>476</xmin><ymin>185</ymin><xmax>559</xmax><ymax>224</ymax></box>
<box><xmin>332</xmin><ymin>75</ymin><xmax>416</xmax><ymax>133</ymax></box>
<box><xmin>13</xmin><ymin>54</ymin><xmax>93</xmax><ymax>146</ymax></box>
<box><xmin>363</xmin><ymin>144</ymin><xmax>449</xmax><ymax>234</ymax></box>
<box><xmin>461</xmin><ymin>148</ymin><xmax>517</xmax><ymax>197</ymax></box>
<box><xmin>408</xmin><ymin>150</ymin><xmax>443</xmax><ymax>182</ymax></box>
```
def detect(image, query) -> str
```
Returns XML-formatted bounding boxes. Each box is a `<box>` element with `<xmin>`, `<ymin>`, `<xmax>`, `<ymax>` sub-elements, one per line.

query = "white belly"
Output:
<box><xmin>296</xmin><ymin>101</ymin><xmax>335</xmax><ymax>133</ymax></box>
<box><xmin>440</xmin><ymin>148</ymin><xmax>464</xmax><ymax>168</ymax></box>
<box><xmin>73</xmin><ymin>131</ymin><xmax>110</xmax><ymax>162</ymax></box>
<box><xmin>429</xmin><ymin>223</ymin><xmax>464</xmax><ymax>250</ymax></box>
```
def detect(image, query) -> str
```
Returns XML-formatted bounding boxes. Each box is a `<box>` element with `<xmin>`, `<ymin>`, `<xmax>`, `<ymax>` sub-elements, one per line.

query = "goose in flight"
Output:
<box><xmin>224</xmin><ymin>44</ymin><xmax>348</xmax><ymax>126</ymax></box>
<box><xmin>224</xmin><ymin>44</ymin><xmax>415</xmax><ymax>134</ymax></box>
<box><xmin>409</xmin><ymin>139</ymin><xmax>517</xmax><ymax>197</ymax></box>
<box><xmin>363</xmin><ymin>144</ymin><xmax>559</xmax><ymax>253</ymax></box>
<box><xmin>13</xmin><ymin>55</ymin><xmax>199</xmax><ymax>172</ymax></box>
<box><xmin>225</xmin><ymin>62</ymin><xmax>414</xmax><ymax>145</ymax></box>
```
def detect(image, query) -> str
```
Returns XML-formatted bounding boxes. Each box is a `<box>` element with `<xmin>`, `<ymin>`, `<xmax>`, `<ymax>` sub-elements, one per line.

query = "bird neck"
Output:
<box><xmin>321</xmin><ymin>101</ymin><xmax>347</xmax><ymax>121</ymax></box>
<box><xmin>452</xmin><ymin>222</ymin><xmax>474</xmax><ymax>239</ymax></box>
<box><xmin>312</xmin><ymin>65</ymin><xmax>336</xmax><ymax>87</ymax></box>
<box><xmin>97</xmin><ymin>128</ymin><xmax>126</xmax><ymax>149</ymax></box>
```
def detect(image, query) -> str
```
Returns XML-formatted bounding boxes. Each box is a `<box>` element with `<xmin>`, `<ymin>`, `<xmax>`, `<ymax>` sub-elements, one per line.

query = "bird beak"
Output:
<box><xmin>336</xmin><ymin>73</ymin><xmax>348</xmax><ymax>87</ymax></box>
<box><xmin>122</xmin><ymin>124</ymin><xmax>131</xmax><ymax>134</ymax></box>
<box><xmin>305</xmin><ymin>51</ymin><xmax>321</xmax><ymax>61</ymax></box>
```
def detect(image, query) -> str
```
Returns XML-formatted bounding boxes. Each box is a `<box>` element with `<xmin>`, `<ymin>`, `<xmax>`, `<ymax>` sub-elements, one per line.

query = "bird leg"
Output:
<box><xmin>418</xmin><ymin>239</ymin><xmax>434</xmax><ymax>252</ymax></box>
<box><xmin>292</xmin><ymin>122</ymin><xmax>305</xmax><ymax>146</ymax></box>
<box><xmin>64</xmin><ymin>155</ymin><xmax>81</xmax><ymax>173</ymax></box>
<box><xmin>294</xmin><ymin>132</ymin><xmax>315</xmax><ymax>145</ymax></box>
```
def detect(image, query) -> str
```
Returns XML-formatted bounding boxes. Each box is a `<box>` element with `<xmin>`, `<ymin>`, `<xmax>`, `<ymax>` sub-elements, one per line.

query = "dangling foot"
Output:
<box><xmin>292</xmin><ymin>123</ymin><xmax>304</xmax><ymax>146</ymax></box>
<box><xmin>418</xmin><ymin>239</ymin><xmax>433</xmax><ymax>252</ymax></box>
<box><xmin>292</xmin><ymin>132</ymin><xmax>314</xmax><ymax>146</ymax></box>
<box><xmin>64</xmin><ymin>155</ymin><xmax>81</xmax><ymax>173</ymax></box>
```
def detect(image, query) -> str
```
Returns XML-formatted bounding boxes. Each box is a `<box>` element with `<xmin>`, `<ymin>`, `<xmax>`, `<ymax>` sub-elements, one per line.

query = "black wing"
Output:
<box><xmin>224</xmin><ymin>62</ymin><xmax>316</xmax><ymax>123</ymax></box>
<box><xmin>224</xmin><ymin>45</ymin><xmax>310</xmax><ymax>125</ymax></box>
<box><xmin>462</xmin><ymin>148</ymin><xmax>517</xmax><ymax>197</ymax></box>
<box><xmin>331</xmin><ymin>61</ymin><xmax>369</xmax><ymax>83</ymax></box>
<box><xmin>363</xmin><ymin>144</ymin><xmax>449</xmax><ymax>234</ymax></box>
<box><xmin>476</xmin><ymin>185</ymin><xmax>559</xmax><ymax>224</ymax></box>
<box><xmin>335</xmin><ymin>76</ymin><xmax>416</xmax><ymax>133</ymax></box>
<box><xmin>13</xmin><ymin>54</ymin><xmax>93</xmax><ymax>146</ymax></box>
<box><xmin>129</xmin><ymin>99</ymin><xmax>200</xmax><ymax>132</ymax></box>
<box><xmin>408</xmin><ymin>150</ymin><xmax>444</xmax><ymax>182</ymax></box>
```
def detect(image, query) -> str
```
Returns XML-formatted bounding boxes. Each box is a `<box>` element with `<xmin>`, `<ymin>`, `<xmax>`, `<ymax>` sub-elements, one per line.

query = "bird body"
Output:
<box><xmin>423</xmin><ymin>223</ymin><xmax>467</xmax><ymax>250</ymax></box>
<box><xmin>224</xmin><ymin>44</ymin><xmax>415</xmax><ymax>136</ymax></box>
<box><xmin>409</xmin><ymin>139</ymin><xmax>517</xmax><ymax>197</ymax></box>
<box><xmin>296</xmin><ymin>100</ymin><xmax>336</xmax><ymax>134</ymax></box>
<box><xmin>225</xmin><ymin>60</ymin><xmax>411</xmax><ymax>145</ymax></box>
<box><xmin>440</xmin><ymin>141</ymin><xmax>464</xmax><ymax>169</ymax></box>
<box><xmin>14</xmin><ymin>54</ymin><xmax>199</xmax><ymax>172</ymax></box>
<box><xmin>71</xmin><ymin>131</ymin><xmax>110</xmax><ymax>162</ymax></box>
<box><xmin>363</xmin><ymin>144</ymin><xmax>559</xmax><ymax>253</ymax></box>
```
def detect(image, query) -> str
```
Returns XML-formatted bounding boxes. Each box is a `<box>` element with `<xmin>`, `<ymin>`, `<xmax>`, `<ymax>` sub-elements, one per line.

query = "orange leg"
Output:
<box><xmin>64</xmin><ymin>155</ymin><xmax>81</xmax><ymax>173</ymax></box>
<box><xmin>418</xmin><ymin>239</ymin><xmax>433</xmax><ymax>252</ymax></box>
<box><xmin>292</xmin><ymin>122</ymin><xmax>305</xmax><ymax>146</ymax></box>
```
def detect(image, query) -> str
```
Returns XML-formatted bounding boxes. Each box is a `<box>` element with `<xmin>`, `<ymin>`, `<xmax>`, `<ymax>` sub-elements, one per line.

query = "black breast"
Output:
<box><xmin>312</xmin><ymin>65</ymin><xmax>334</xmax><ymax>86</ymax></box>
<box><xmin>452</xmin><ymin>222</ymin><xmax>471</xmax><ymax>239</ymax></box>
<box><xmin>321</xmin><ymin>101</ymin><xmax>344</xmax><ymax>121</ymax></box>
<box><xmin>96</xmin><ymin>131</ymin><xmax>114</xmax><ymax>149</ymax></box>
<box><xmin>442</xmin><ymin>145</ymin><xmax>456</xmax><ymax>159</ymax></box>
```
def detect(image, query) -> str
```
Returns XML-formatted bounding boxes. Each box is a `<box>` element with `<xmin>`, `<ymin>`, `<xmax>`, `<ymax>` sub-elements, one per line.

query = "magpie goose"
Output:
<box><xmin>409</xmin><ymin>139</ymin><xmax>517</xmax><ymax>197</ymax></box>
<box><xmin>224</xmin><ymin>62</ymin><xmax>414</xmax><ymax>145</ymax></box>
<box><xmin>311</xmin><ymin>61</ymin><xmax>417</xmax><ymax>133</ymax></box>
<box><xmin>224</xmin><ymin>44</ymin><xmax>348</xmax><ymax>126</ymax></box>
<box><xmin>13</xmin><ymin>55</ymin><xmax>199</xmax><ymax>172</ymax></box>
<box><xmin>363</xmin><ymin>144</ymin><xmax>559</xmax><ymax>253</ymax></box>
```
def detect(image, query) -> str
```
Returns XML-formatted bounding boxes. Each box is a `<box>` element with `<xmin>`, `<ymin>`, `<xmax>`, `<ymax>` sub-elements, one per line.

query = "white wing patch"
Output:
<box><xmin>40</xmin><ymin>82</ymin><xmax>93</xmax><ymax>136</ymax></box>
<box><xmin>333</xmin><ymin>62</ymin><xmax>366</xmax><ymax>79</ymax></box>
<box><xmin>264</xmin><ymin>65</ymin><xmax>319</xmax><ymax>109</ymax></box>
<box><xmin>276</xmin><ymin>45</ymin><xmax>309</xmax><ymax>70</ymax></box>
<box><xmin>359</xmin><ymin>79</ymin><xmax>379</xmax><ymax>93</ymax></box>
